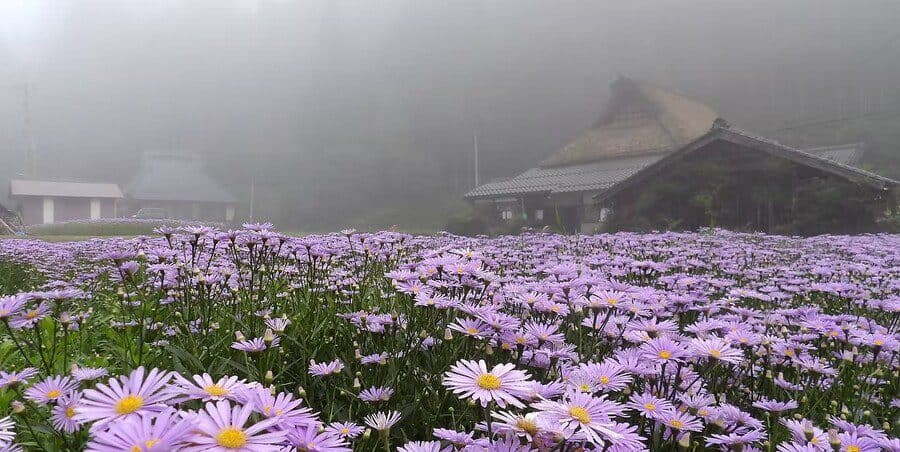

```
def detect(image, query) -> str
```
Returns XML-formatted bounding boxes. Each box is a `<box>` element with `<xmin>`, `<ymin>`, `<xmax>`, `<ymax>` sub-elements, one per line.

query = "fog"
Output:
<box><xmin>2</xmin><ymin>0</ymin><xmax>899</xmax><ymax>230</ymax></box>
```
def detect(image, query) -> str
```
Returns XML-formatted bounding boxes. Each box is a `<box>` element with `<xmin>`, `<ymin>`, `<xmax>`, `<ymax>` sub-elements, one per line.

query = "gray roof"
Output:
<box><xmin>466</xmin><ymin>129</ymin><xmax>887</xmax><ymax>202</ymax></box>
<box><xmin>803</xmin><ymin>143</ymin><xmax>864</xmax><ymax>166</ymax></box>
<box><xmin>127</xmin><ymin>153</ymin><xmax>236</xmax><ymax>203</ymax></box>
<box><xmin>594</xmin><ymin>125</ymin><xmax>897</xmax><ymax>203</ymax></box>
<box><xmin>10</xmin><ymin>179</ymin><xmax>124</xmax><ymax>198</ymax></box>
<box><xmin>464</xmin><ymin>154</ymin><xmax>664</xmax><ymax>199</ymax></box>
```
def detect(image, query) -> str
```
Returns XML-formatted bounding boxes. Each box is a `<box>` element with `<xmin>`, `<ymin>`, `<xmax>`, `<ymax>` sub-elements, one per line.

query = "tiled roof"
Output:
<box><xmin>463</xmin><ymin>154</ymin><xmax>664</xmax><ymax>199</ymax></box>
<box><xmin>803</xmin><ymin>143</ymin><xmax>863</xmax><ymax>166</ymax></box>
<box><xmin>10</xmin><ymin>179</ymin><xmax>124</xmax><ymax>198</ymax></box>
<box><xmin>466</xmin><ymin>131</ymin><xmax>889</xmax><ymax>202</ymax></box>
<box><xmin>594</xmin><ymin>126</ymin><xmax>898</xmax><ymax>204</ymax></box>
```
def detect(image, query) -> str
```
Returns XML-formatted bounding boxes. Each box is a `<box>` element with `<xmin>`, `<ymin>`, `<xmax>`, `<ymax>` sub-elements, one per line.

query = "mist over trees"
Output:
<box><xmin>2</xmin><ymin>0</ymin><xmax>899</xmax><ymax>230</ymax></box>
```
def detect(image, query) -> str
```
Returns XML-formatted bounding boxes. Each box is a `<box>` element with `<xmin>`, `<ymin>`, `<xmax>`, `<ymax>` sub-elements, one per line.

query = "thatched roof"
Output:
<box><xmin>540</xmin><ymin>77</ymin><xmax>719</xmax><ymax>167</ymax></box>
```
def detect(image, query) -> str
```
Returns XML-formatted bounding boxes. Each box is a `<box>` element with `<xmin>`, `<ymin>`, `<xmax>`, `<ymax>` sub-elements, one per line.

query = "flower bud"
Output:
<box><xmin>235</xmin><ymin>330</ymin><xmax>246</xmax><ymax>341</ymax></box>
<box><xmin>264</xmin><ymin>370</ymin><xmax>274</xmax><ymax>382</ymax></box>
<box><xmin>677</xmin><ymin>432</ymin><xmax>691</xmax><ymax>450</ymax></box>
<box><xmin>11</xmin><ymin>401</ymin><xmax>25</xmax><ymax>413</ymax></box>
<box><xmin>828</xmin><ymin>430</ymin><xmax>841</xmax><ymax>448</ymax></box>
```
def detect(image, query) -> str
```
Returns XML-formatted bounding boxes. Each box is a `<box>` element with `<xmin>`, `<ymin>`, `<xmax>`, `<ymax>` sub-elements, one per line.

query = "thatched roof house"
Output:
<box><xmin>465</xmin><ymin>77</ymin><xmax>898</xmax><ymax>234</ymax></box>
<box><xmin>541</xmin><ymin>77</ymin><xmax>719</xmax><ymax>167</ymax></box>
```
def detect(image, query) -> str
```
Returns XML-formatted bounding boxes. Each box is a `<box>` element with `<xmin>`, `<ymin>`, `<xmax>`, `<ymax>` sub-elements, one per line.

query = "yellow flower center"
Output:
<box><xmin>476</xmin><ymin>373</ymin><xmax>502</xmax><ymax>390</ymax></box>
<box><xmin>784</xmin><ymin>348</ymin><xmax>794</xmax><ymax>357</ymax></box>
<box><xmin>644</xmin><ymin>403</ymin><xmax>657</xmax><ymax>411</ymax></box>
<box><xmin>569</xmin><ymin>406</ymin><xmax>591</xmax><ymax>424</ymax></box>
<box><xmin>114</xmin><ymin>395</ymin><xmax>144</xmax><ymax>415</ymax></box>
<box><xmin>847</xmin><ymin>446</ymin><xmax>860</xmax><ymax>452</ymax></box>
<box><xmin>133</xmin><ymin>439</ymin><xmax>159</xmax><ymax>451</ymax></box>
<box><xmin>46</xmin><ymin>389</ymin><xmax>62</xmax><ymax>399</ymax></box>
<box><xmin>579</xmin><ymin>383</ymin><xmax>591</xmax><ymax>392</ymax></box>
<box><xmin>25</xmin><ymin>310</ymin><xmax>39</xmax><ymax>319</ymax></box>
<box><xmin>465</xmin><ymin>328</ymin><xmax>479</xmax><ymax>335</ymax></box>
<box><xmin>658</xmin><ymin>350</ymin><xmax>672</xmax><ymax>359</ymax></box>
<box><xmin>873</xmin><ymin>339</ymin><xmax>884</xmax><ymax>346</ymax></box>
<box><xmin>606</xmin><ymin>298</ymin><xmax>618</xmax><ymax>305</ymax></box>
<box><xmin>0</xmin><ymin>309</ymin><xmax>8</xmax><ymax>316</ymax></box>
<box><xmin>65</xmin><ymin>407</ymin><xmax>76</xmax><ymax>418</ymax></box>
<box><xmin>216</xmin><ymin>427</ymin><xmax>248</xmax><ymax>448</ymax></box>
<box><xmin>709</xmin><ymin>349</ymin><xmax>722</xmax><ymax>358</ymax></box>
<box><xmin>517</xmin><ymin>418</ymin><xmax>538</xmax><ymax>435</ymax></box>
<box><xmin>204</xmin><ymin>385</ymin><xmax>229</xmax><ymax>397</ymax></box>
<box><xmin>600</xmin><ymin>376</ymin><xmax>610</xmax><ymax>384</ymax></box>
<box><xmin>698</xmin><ymin>409</ymin><xmax>709</xmax><ymax>416</ymax></box>
<box><xmin>340</xmin><ymin>428</ymin><xmax>350</xmax><ymax>435</ymax></box>
<box><xmin>669</xmin><ymin>419</ymin><xmax>685</xmax><ymax>429</ymax></box>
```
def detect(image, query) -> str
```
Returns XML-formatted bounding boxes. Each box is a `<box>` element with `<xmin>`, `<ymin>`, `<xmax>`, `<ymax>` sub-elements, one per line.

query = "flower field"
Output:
<box><xmin>0</xmin><ymin>226</ymin><xmax>897</xmax><ymax>451</ymax></box>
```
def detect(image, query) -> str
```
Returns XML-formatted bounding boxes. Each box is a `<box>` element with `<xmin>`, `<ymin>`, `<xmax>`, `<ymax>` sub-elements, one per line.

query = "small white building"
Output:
<box><xmin>9</xmin><ymin>179</ymin><xmax>124</xmax><ymax>225</ymax></box>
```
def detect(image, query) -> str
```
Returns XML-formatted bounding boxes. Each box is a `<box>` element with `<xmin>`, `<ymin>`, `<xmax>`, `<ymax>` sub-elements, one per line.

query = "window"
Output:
<box><xmin>535</xmin><ymin>209</ymin><xmax>544</xmax><ymax>221</ymax></box>
<box><xmin>501</xmin><ymin>210</ymin><xmax>513</xmax><ymax>221</ymax></box>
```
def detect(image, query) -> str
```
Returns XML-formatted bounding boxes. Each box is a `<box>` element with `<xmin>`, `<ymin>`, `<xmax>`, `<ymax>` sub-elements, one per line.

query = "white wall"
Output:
<box><xmin>90</xmin><ymin>199</ymin><xmax>101</xmax><ymax>220</ymax></box>
<box><xmin>42</xmin><ymin>197</ymin><xmax>54</xmax><ymax>224</ymax></box>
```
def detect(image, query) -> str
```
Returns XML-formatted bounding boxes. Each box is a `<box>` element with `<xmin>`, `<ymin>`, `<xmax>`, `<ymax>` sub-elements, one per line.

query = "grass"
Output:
<box><xmin>24</xmin><ymin>219</ymin><xmax>228</xmax><ymax>237</ymax></box>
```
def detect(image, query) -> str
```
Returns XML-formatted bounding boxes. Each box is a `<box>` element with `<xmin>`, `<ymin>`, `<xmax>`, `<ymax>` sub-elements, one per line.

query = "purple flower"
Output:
<box><xmin>51</xmin><ymin>392</ymin><xmax>85</xmax><ymax>433</ymax></box>
<box><xmin>532</xmin><ymin>391</ymin><xmax>627</xmax><ymax>446</ymax></box>
<box><xmin>359</xmin><ymin>385</ymin><xmax>394</xmax><ymax>402</ymax></box>
<box><xmin>85</xmin><ymin>408</ymin><xmax>194</xmax><ymax>451</ymax></box>
<box><xmin>324</xmin><ymin>421</ymin><xmax>364</xmax><ymax>439</ymax></box>
<box><xmin>286</xmin><ymin>424</ymin><xmax>351</xmax><ymax>452</ymax></box>
<box><xmin>187</xmin><ymin>400</ymin><xmax>287</xmax><ymax>450</ymax></box>
<box><xmin>640</xmin><ymin>337</ymin><xmax>689</xmax><ymax>364</ymax></box>
<box><xmin>168</xmin><ymin>373</ymin><xmax>247</xmax><ymax>402</ymax></box>
<box><xmin>363</xmin><ymin>411</ymin><xmax>402</xmax><ymax>431</ymax></box>
<box><xmin>76</xmin><ymin>367</ymin><xmax>175</xmax><ymax>429</ymax></box>
<box><xmin>308</xmin><ymin>359</ymin><xmax>344</xmax><ymax>377</ymax></box>
<box><xmin>0</xmin><ymin>368</ymin><xmax>39</xmax><ymax>389</ymax></box>
<box><xmin>397</xmin><ymin>441</ymin><xmax>445</xmax><ymax>452</ymax></box>
<box><xmin>443</xmin><ymin>360</ymin><xmax>531</xmax><ymax>408</ymax></box>
<box><xmin>24</xmin><ymin>375</ymin><xmax>79</xmax><ymax>405</ymax></box>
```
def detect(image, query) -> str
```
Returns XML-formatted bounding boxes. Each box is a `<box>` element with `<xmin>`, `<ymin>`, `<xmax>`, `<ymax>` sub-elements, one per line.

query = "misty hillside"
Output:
<box><xmin>2</xmin><ymin>0</ymin><xmax>899</xmax><ymax>230</ymax></box>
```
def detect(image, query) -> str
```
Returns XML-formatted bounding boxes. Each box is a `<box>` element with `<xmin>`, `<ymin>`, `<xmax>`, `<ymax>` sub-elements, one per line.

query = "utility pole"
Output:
<box><xmin>21</xmin><ymin>83</ymin><xmax>37</xmax><ymax>177</ymax></box>
<box><xmin>249</xmin><ymin>175</ymin><xmax>255</xmax><ymax>220</ymax></box>
<box><xmin>473</xmin><ymin>132</ymin><xmax>479</xmax><ymax>187</ymax></box>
